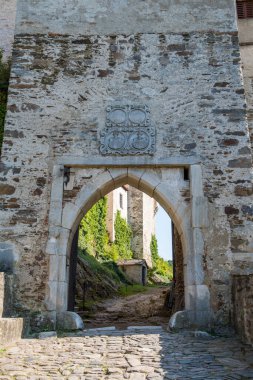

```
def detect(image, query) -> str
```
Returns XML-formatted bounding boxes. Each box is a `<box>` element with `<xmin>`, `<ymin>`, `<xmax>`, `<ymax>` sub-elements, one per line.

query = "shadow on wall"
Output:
<box><xmin>232</xmin><ymin>274</ymin><xmax>253</xmax><ymax>346</ymax></box>
<box><xmin>0</xmin><ymin>242</ymin><xmax>17</xmax><ymax>273</ymax></box>
<box><xmin>0</xmin><ymin>272</ymin><xmax>15</xmax><ymax>317</ymax></box>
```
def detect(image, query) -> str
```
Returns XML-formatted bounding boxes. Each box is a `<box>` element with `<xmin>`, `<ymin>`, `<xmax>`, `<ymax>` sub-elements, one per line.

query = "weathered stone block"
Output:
<box><xmin>228</xmin><ymin>158</ymin><xmax>252</xmax><ymax>168</ymax></box>
<box><xmin>56</xmin><ymin>311</ymin><xmax>84</xmax><ymax>331</ymax></box>
<box><xmin>185</xmin><ymin>285</ymin><xmax>211</xmax><ymax>312</ymax></box>
<box><xmin>0</xmin><ymin>184</ymin><xmax>15</xmax><ymax>195</ymax></box>
<box><xmin>0</xmin><ymin>318</ymin><xmax>24</xmax><ymax>345</ymax></box>
<box><xmin>192</xmin><ymin>196</ymin><xmax>209</xmax><ymax>228</ymax></box>
<box><xmin>235</xmin><ymin>185</ymin><xmax>253</xmax><ymax>196</ymax></box>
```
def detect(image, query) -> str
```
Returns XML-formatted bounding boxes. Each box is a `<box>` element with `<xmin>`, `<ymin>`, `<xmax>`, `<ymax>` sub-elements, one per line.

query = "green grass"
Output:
<box><xmin>78</xmin><ymin>249</ymin><xmax>131</xmax><ymax>285</ymax></box>
<box><xmin>102</xmin><ymin>365</ymin><xmax>110</xmax><ymax>375</ymax></box>
<box><xmin>0</xmin><ymin>348</ymin><xmax>6</xmax><ymax>356</ymax></box>
<box><xmin>76</xmin><ymin>298</ymin><xmax>98</xmax><ymax>314</ymax></box>
<box><xmin>118</xmin><ymin>284</ymin><xmax>150</xmax><ymax>297</ymax></box>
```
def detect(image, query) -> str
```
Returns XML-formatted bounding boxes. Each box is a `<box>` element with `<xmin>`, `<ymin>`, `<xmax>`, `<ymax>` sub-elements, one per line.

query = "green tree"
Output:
<box><xmin>79</xmin><ymin>197</ymin><xmax>109</xmax><ymax>260</ymax></box>
<box><xmin>150</xmin><ymin>234</ymin><xmax>173</xmax><ymax>280</ymax></box>
<box><xmin>114</xmin><ymin>211</ymin><xmax>133</xmax><ymax>260</ymax></box>
<box><xmin>79</xmin><ymin>198</ymin><xmax>133</xmax><ymax>262</ymax></box>
<box><xmin>150</xmin><ymin>234</ymin><xmax>159</xmax><ymax>265</ymax></box>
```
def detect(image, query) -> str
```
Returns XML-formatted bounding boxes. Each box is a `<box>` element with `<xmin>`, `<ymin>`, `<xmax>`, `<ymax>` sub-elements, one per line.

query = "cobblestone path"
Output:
<box><xmin>0</xmin><ymin>327</ymin><xmax>253</xmax><ymax>380</ymax></box>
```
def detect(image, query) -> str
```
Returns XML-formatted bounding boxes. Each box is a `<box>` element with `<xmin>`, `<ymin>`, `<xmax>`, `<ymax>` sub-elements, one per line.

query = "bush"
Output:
<box><xmin>150</xmin><ymin>234</ymin><xmax>173</xmax><ymax>281</ymax></box>
<box><xmin>79</xmin><ymin>198</ymin><xmax>133</xmax><ymax>262</ymax></box>
<box><xmin>79</xmin><ymin>197</ymin><xmax>109</xmax><ymax>260</ymax></box>
<box><xmin>114</xmin><ymin>210</ymin><xmax>133</xmax><ymax>260</ymax></box>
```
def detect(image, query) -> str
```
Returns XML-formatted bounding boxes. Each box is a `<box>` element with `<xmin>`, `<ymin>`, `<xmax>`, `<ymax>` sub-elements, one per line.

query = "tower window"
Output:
<box><xmin>236</xmin><ymin>0</ymin><xmax>253</xmax><ymax>19</ymax></box>
<box><xmin>119</xmin><ymin>193</ymin><xmax>123</xmax><ymax>209</ymax></box>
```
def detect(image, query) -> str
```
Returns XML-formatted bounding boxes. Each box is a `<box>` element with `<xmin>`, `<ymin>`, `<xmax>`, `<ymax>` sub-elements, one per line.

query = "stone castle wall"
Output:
<box><xmin>127</xmin><ymin>187</ymin><xmax>144</xmax><ymax>264</ymax></box>
<box><xmin>107</xmin><ymin>187</ymin><xmax>155</xmax><ymax>266</ymax></box>
<box><xmin>238</xmin><ymin>19</ymin><xmax>253</xmax><ymax>157</ymax></box>
<box><xmin>127</xmin><ymin>187</ymin><xmax>156</xmax><ymax>267</ymax></box>
<box><xmin>0</xmin><ymin>0</ymin><xmax>252</xmax><ymax>326</ymax></box>
<box><xmin>141</xmin><ymin>192</ymin><xmax>156</xmax><ymax>267</ymax></box>
<box><xmin>0</xmin><ymin>0</ymin><xmax>17</xmax><ymax>60</ymax></box>
<box><xmin>106</xmin><ymin>187</ymin><xmax>128</xmax><ymax>242</ymax></box>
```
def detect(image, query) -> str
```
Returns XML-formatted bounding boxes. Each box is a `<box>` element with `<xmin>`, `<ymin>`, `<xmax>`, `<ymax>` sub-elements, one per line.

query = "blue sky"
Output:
<box><xmin>155</xmin><ymin>205</ymin><xmax>173</xmax><ymax>261</ymax></box>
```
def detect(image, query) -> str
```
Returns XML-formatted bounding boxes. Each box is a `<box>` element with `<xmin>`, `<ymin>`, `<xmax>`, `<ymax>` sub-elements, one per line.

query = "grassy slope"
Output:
<box><xmin>75</xmin><ymin>250</ymin><xmax>133</xmax><ymax>309</ymax></box>
<box><xmin>76</xmin><ymin>249</ymin><xmax>171</xmax><ymax>312</ymax></box>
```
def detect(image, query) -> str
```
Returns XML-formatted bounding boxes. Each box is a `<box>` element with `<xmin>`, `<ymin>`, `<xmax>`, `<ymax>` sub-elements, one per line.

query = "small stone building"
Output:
<box><xmin>117</xmin><ymin>260</ymin><xmax>148</xmax><ymax>286</ymax></box>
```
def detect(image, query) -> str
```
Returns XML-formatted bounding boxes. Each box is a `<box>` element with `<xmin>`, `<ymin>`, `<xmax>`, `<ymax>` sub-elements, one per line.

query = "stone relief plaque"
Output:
<box><xmin>100</xmin><ymin>104</ymin><xmax>156</xmax><ymax>155</ymax></box>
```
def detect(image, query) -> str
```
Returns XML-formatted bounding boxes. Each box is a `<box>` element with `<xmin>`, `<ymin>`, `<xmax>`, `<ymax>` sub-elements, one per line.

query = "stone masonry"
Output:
<box><xmin>0</xmin><ymin>0</ymin><xmax>17</xmax><ymax>61</ymax></box>
<box><xmin>107</xmin><ymin>186</ymin><xmax>156</xmax><ymax>267</ymax></box>
<box><xmin>232</xmin><ymin>274</ymin><xmax>253</xmax><ymax>345</ymax></box>
<box><xmin>0</xmin><ymin>0</ymin><xmax>252</xmax><ymax>332</ymax></box>
<box><xmin>106</xmin><ymin>187</ymin><xmax>128</xmax><ymax>242</ymax></box>
<box><xmin>127</xmin><ymin>187</ymin><xmax>156</xmax><ymax>268</ymax></box>
<box><xmin>0</xmin><ymin>273</ymin><xmax>24</xmax><ymax>345</ymax></box>
<box><xmin>238</xmin><ymin>17</ymin><xmax>253</xmax><ymax>157</ymax></box>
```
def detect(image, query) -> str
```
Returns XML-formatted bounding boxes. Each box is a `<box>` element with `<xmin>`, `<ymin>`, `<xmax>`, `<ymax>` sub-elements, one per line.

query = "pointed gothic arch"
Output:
<box><xmin>45</xmin><ymin>165</ymin><xmax>211</xmax><ymax>328</ymax></box>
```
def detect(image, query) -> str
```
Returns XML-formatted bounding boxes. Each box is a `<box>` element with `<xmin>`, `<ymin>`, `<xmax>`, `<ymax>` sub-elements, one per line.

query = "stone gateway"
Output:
<box><xmin>0</xmin><ymin>0</ymin><xmax>253</xmax><ymax>334</ymax></box>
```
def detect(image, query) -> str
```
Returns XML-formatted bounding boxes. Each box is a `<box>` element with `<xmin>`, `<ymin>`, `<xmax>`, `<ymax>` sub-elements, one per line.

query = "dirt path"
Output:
<box><xmin>79</xmin><ymin>286</ymin><xmax>171</xmax><ymax>329</ymax></box>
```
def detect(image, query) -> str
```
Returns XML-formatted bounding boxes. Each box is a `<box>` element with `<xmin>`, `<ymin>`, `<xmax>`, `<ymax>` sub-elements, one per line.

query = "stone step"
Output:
<box><xmin>0</xmin><ymin>318</ymin><xmax>24</xmax><ymax>346</ymax></box>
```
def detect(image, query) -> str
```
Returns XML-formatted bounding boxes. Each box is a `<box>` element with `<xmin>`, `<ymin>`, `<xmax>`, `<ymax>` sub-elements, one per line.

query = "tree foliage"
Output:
<box><xmin>79</xmin><ymin>197</ymin><xmax>109</xmax><ymax>260</ymax></box>
<box><xmin>150</xmin><ymin>234</ymin><xmax>173</xmax><ymax>281</ymax></box>
<box><xmin>0</xmin><ymin>50</ymin><xmax>11</xmax><ymax>155</ymax></box>
<box><xmin>114</xmin><ymin>210</ymin><xmax>133</xmax><ymax>260</ymax></box>
<box><xmin>150</xmin><ymin>233</ymin><xmax>159</xmax><ymax>263</ymax></box>
<box><xmin>79</xmin><ymin>198</ymin><xmax>133</xmax><ymax>262</ymax></box>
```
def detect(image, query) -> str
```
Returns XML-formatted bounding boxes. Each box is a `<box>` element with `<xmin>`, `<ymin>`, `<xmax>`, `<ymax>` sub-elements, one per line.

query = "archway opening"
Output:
<box><xmin>67</xmin><ymin>183</ymin><xmax>185</xmax><ymax>329</ymax></box>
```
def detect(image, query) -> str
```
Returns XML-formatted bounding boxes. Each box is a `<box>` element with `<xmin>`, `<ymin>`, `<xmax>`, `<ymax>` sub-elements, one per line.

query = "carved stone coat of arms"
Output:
<box><xmin>100</xmin><ymin>105</ymin><xmax>156</xmax><ymax>155</ymax></box>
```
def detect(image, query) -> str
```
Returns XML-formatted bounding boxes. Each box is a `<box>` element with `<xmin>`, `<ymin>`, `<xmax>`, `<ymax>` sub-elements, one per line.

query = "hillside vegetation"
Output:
<box><xmin>79</xmin><ymin>197</ymin><xmax>133</xmax><ymax>262</ymax></box>
<box><xmin>76</xmin><ymin>197</ymin><xmax>133</xmax><ymax>306</ymax></box>
<box><xmin>150</xmin><ymin>234</ymin><xmax>173</xmax><ymax>282</ymax></box>
<box><xmin>76</xmin><ymin>197</ymin><xmax>173</xmax><ymax>309</ymax></box>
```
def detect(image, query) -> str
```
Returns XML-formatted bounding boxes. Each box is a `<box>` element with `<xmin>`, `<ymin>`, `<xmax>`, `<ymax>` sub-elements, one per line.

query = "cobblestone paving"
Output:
<box><xmin>0</xmin><ymin>327</ymin><xmax>253</xmax><ymax>380</ymax></box>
